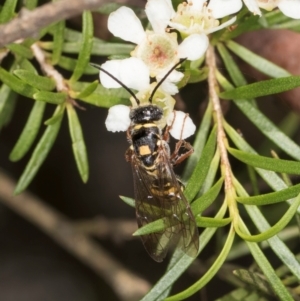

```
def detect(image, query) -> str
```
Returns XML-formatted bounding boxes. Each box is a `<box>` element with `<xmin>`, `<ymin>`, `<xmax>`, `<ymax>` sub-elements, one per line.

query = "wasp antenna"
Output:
<box><xmin>90</xmin><ymin>63</ymin><xmax>140</xmax><ymax>105</ymax></box>
<box><xmin>148</xmin><ymin>58</ymin><xmax>187</xmax><ymax>103</ymax></box>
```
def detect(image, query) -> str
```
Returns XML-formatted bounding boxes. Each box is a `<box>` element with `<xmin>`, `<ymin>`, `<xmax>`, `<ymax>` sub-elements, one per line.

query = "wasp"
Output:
<box><xmin>94</xmin><ymin>59</ymin><xmax>199</xmax><ymax>262</ymax></box>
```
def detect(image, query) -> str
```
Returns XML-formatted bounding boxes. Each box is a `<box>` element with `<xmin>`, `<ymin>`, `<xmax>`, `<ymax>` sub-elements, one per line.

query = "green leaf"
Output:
<box><xmin>219</xmin><ymin>76</ymin><xmax>300</xmax><ymax>100</ymax></box>
<box><xmin>165</xmin><ymin>226</ymin><xmax>235</xmax><ymax>301</ymax></box>
<box><xmin>237</xmin><ymin>183</ymin><xmax>300</xmax><ymax>205</ymax></box>
<box><xmin>133</xmin><ymin>218</ymin><xmax>165</xmax><ymax>236</ymax></box>
<box><xmin>191</xmin><ymin>177</ymin><xmax>224</xmax><ymax>215</ymax></box>
<box><xmin>226</xmin><ymin>41</ymin><xmax>290</xmax><ymax>78</ymax></box>
<box><xmin>237</xmin><ymin>220</ymin><xmax>296</xmax><ymax>300</ymax></box>
<box><xmin>71</xmin><ymin>80</ymin><xmax>99</xmax><ymax>99</ymax></box>
<box><xmin>237</xmin><ymin>194</ymin><xmax>300</xmax><ymax>242</ymax></box>
<box><xmin>7</xmin><ymin>43</ymin><xmax>33</xmax><ymax>59</ymax></box>
<box><xmin>14</xmin><ymin>70</ymin><xmax>56</xmax><ymax>91</ymax></box>
<box><xmin>17</xmin><ymin>58</ymin><xmax>37</xmax><ymax>73</ymax></box>
<box><xmin>44</xmin><ymin>104</ymin><xmax>66</xmax><ymax>125</ymax></box>
<box><xmin>14</xmin><ymin>106</ymin><xmax>64</xmax><ymax>194</ymax></box>
<box><xmin>229</xmin><ymin>147</ymin><xmax>300</xmax><ymax>175</ymax></box>
<box><xmin>9</xmin><ymin>101</ymin><xmax>46</xmax><ymax>161</ymax></box>
<box><xmin>24</xmin><ymin>0</ymin><xmax>38</xmax><ymax>10</ymax></box>
<box><xmin>0</xmin><ymin>84</ymin><xmax>17</xmax><ymax>130</ymax></box>
<box><xmin>217</xmin><ymin>43</ymin><xmax>247</xmax><ymax>87</ymax></box>
<box><xmin>70</xmin><ymin>11</ymin><xmax>94</xmax><ymax>82</ymax></box>
<box><xmin>96</xmin><ymin>3</ymin><xmax>123</xmax><ymax>14</ymax></box>
<box><xmin>58</xmin><ymin>55</ymin><xmax>98</xmax><ymax>75</ymax></box>
<box><xmin>184</xmin><ymin>126</ymin><xmax>217</xmax><ymax>202</ymax></box>
<box><xmin>119</xmin><ymin>195</ymin><xmax>135</xmax><ymax>207</ymax></box>
<box><xmin>69</xmin><ymin>81</ymin><xmax>131</xmax><ymax>108</ymax></box>
<box><xmin>33</xmin><ymin>91</ymin><xmax>67</xmax><ymax>104</ymax></box>
<box><xmin>217</xmin><ymin>71</ymin><xmax>300</xmax><ymax>161</ymax></box>
<box><xmin>51</xmin><ymin>20</ymin><xmax>65</xmax><ymax>65</ymax></box>
<box><xmin>66</xmin><ymin>104</ymin><xmax>89</xmax><ymax>183</ymax></box>
<box><xmin>196</xmin><ymin>216</ymin><xmax>231</xmax><ymax>228</ymax></box>
<box><xmin>0</xmin><ymin>0</ymin><xmax>17</xmax><ymax>23</ymax></box>
<box><xmin>0</xmin><ymin>67</ymin><xmax>38</xmax><ymax>98</ymax></box>
<box><xmin>182</xmin><ymin>102</ymin><xmax>213</xmax><ymax>181</ymax></box>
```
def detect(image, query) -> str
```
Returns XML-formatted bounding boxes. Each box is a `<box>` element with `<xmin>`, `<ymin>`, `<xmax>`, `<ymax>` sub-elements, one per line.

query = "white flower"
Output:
<box><xmin>167</xmin><ymin>110</ymin><xmax>196</xmax><ymax>139</ymax></box>
<box><xmin>107</xmin><ymin>6</ymin><xmax>209</xmax><ymax>94</ymax></box>
<box><xmin>244</xmin><ymin>0</ymin><xmax>300</xmax><ymax>19</ymax></box>
<box><xmin>149</xmin><ymin>0</ymin><xmax>240</xmax><ymax>36</ymax></box>
<box><xmin>105</xmin><ymin>105</ymin><xmax>131</xmax><ymax>132</ymax></box>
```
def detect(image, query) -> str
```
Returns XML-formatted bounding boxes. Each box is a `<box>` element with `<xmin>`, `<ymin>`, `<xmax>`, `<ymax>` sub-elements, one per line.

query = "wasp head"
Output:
<box><xmin>130</xmin><ymin>105</ymin><xmax>163</xmax><ymax>124</ymax></box>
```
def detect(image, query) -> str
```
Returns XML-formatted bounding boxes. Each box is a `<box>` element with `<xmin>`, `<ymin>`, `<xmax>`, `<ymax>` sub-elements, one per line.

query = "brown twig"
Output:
<box><xmin>0</xmin><ymin>171</ymin><xmax>150</xmax><ymax>301</ymax></box>
<box><xmin>74</xmin><ymin>216</ymin><xmax>137</xmax><ymax>242</ymax></box>
<box><xmin>0</xmin><ymin>0</ymin><xmax>122</xmax><ymax>48</ymax></box>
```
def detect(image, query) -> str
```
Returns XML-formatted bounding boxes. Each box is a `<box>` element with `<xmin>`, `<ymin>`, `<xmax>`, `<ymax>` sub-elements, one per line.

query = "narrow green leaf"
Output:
<box><xmin>51</xmin><ymin>20</ymin><xmax>65</xmax><ymax>65</ymax></box>
<box><xmin>184</xmin><ymin>126</ymin><xmax>217</xmax><ymax>202</ymax></box>
<box><xmin>17</xmin><ymin>58</ymin><xmax>37</xmax><ymax>73</ymax></box>
<box><xmin>24</xmin><ymin>0</ymin><xmax>38</xmax><ymax>10</ymax></box>
<box><xmin>182</xmin><ymin>102</ymin><xmax>213</xmax><ymax>181</ymax></box>
<box><xmin>191</xmin><ymin>177</ymin><xmax>224</xmax><ymax>215</ymax></box>
<box><xmin>237</xmin><ymin>194</ymin><xmax>300</xmax><ymax>242</ymax></box>
<box><xmin>237</xmin><ymin>183</ymin><xmax>300</xmax><ymax>205</ymax></box>
<box><xmin>238</xmin><ymin>220</ymin><xmax>296</xmax><ymax>300</ymax></box>
<box><xmin>33</xmin><ymin>91</ymin><xmax>67</xmax><ymax>104</ymax></box>
<box><xmin>96</xmin><ymin>3</ymin><xmax>123</xmax><ymax>14</ymax></box>
<box><xmin>133</xmin><ymin>219</ymin><xmax>165</xmax><ymax>236</ymax></box>
<box><xmin>217</xmin><ymin>71</ymin><xmax>300</xmax><ymax>161</ymax></box>
<box><xmin>219</xmin><ymin>76</ymin><xmax>300</xmax><ymax>100</ymax></box>
<box><xmin>14</xmin><ymin>70</ymin><xmax>56</xmax><ymax>91</ymax></box>
<box><xmin>229</xmin><ymin>147</ymin><xmax>300</xmax><ymax>175</ymax></box>
<box><xmin>69</xmin><ymin>81</ymin><xmax>131</xmax><ymax>108</ymax></box>
<box><xmin>165</xmin><ymin>226</ymin><xmax>235</xmax><ymax>301</ymax></box>
<box><xmin>119</xmin><ymin>195</ymin><xmax>135</xmax><ymax>207</ymax></box>
<box><xmin>70</xmin><ymin>11</ymin><xmax>94</xmax><ymax>82</ymax></box>
<box><xmin>44</xmin><ymin>104</ymin><xmax>66</xmax><ymax>125</ymax></box>
<box><xmin>71</xmin><ymin>80</ymin><xmax>99</xmax><ymax>99</ymax></box>
<box><xmin>7</xmin><ymin>43</ymin><xmax>33</xmax><ymax>59</ymax></box>
<box><xmin>58</xmin><ymin>55</ymin><xmax>98</xmax><ymax>74</ymax></box>
<box><xmin>234</xmin><ymin>178</ymin><xmax>300</xmax><ymax>281</ymax></box>
<box><xmin>196</xmin><ymin>216</ymin><xmax>231</xmax><ymax>228</ymax></box>
<box><xmin>0</xmin><ymin>0</ymin><xmax>18</xmax><ymax>23</ymax></box>
<box><xmin>0</xmin><ymin>84</ymin><xmax>17</xmax><ymax>130</ymax></box>
<box><xmin>9</xmin><ymin>101</ymin><xmax>46</xmax><ymax>161</ymax></box>
<box><xmin>0</xmin><ymin>67</ymin><xmax>38</xmax><ymax>98</ymax></box>
<box><xmin>226</xmin><ymin>41</ymin><xmax>291</xmax><ymax>78</ymax></box>
<box><xmin>217</xmin><ymin>43</ymin><xmax>247</xmax><ymax>86</ymax></box>
<box><xmin>66</xmin><ymin>104</ymin><xmax>89</xmax><ymax>182</ymax></box>
<box><xmin>14</xmin><ymin>106</ymin><xmax>64</xmax><ymax>194</ymax></box>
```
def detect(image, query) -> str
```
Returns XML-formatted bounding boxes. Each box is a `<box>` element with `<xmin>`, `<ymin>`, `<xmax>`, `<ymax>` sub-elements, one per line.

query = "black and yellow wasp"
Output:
<box><xmin>93</xmin><ymin>59</ymin><xmax>199</xmax><ymax>262</ymax></box>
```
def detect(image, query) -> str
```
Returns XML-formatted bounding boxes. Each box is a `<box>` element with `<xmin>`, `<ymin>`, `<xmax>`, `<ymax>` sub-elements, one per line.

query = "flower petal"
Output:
<box><xmin>105</xmin><ymin>105</ymin><xmax>131</xmax><ymax>132</ymax></box>
<box><xmin>99</xmin><ymin>60</ymin><xmax>122</xmax><ymax>88</ymax></box>
<box><xmin>108</xmin><ymin>7</ymin><xmax>146</xmax><ymax>44</ymax></box>
<box><xmin>208</xmin><ymin>0</ymin><xmax>243</xmax><ymax>19</ymax></box>
<box><xmin>167</xmin><ymin>110</ymin><xmax>196</xmax><ymax>139</ymax></box>
<box><xmin>119</xmin><ymin>58</ymin><xmax>150</xmax><ymax>91</ymax></box>
<box><xmin>177</xmin><ymin>34</ymin><xmax>209</xmax><ymax>60</ymax></box>
<box><xmin>206</xmin><ymin>16</ymin><xmax>237</xmax><ymax>34</ymax></box>
<box><xmin>243</xmin><ymin>0</ymin><xmax>262</xmax><ymax>16</ymax></box>
<box><xmin>156</xmin><ymin>70</ymin><xmax>183</xmax><ymax>95</ymax></box>
<box><xmin>145</xmin><ymin>0</ymin><xmax>175</xmax><ymax>33</ymax></box>
<box><xmin>278</xmin><ymin>0</ymin><xmax>300</xmax><ymax>19</ymax></box>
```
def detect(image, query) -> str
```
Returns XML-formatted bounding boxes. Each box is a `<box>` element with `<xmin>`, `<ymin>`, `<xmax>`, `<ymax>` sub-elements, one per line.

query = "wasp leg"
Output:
<box><xmin>125</xmin><ymin>146</ymin><xmax>134</xmax><ymax>162</ymax></box>
<box><xmin>171</xmin><ymin>140</ymin><xmax>194</xmax><ymax>166</ymax></box>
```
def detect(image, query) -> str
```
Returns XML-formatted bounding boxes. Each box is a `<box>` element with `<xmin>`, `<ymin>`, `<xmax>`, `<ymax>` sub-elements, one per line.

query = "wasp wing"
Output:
<box><xmin>130</xmin><ymin>143</ymin><xmax>199</xmax><ymax>262</ymax></box>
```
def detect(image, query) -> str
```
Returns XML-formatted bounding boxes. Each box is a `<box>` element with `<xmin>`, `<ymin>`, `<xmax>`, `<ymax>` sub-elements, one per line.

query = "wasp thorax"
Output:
<box><xmin>130</xmin><ymin>105</ymin><xmax>163</xmax><ymax>124</ymax></box>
